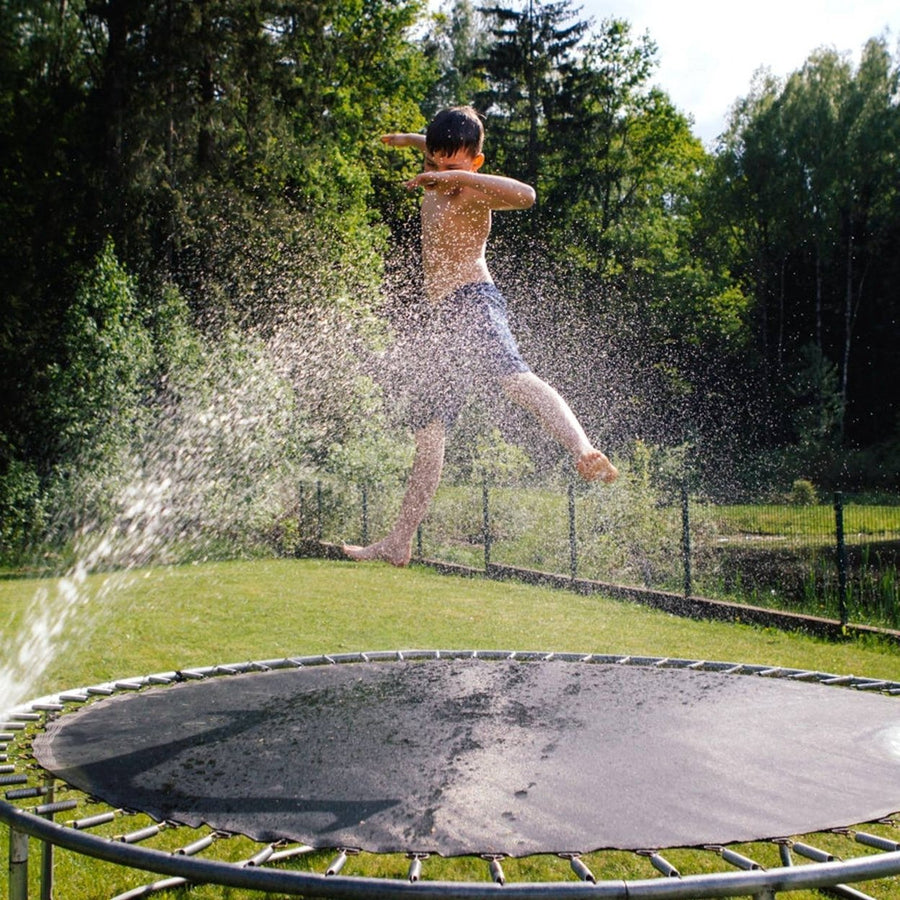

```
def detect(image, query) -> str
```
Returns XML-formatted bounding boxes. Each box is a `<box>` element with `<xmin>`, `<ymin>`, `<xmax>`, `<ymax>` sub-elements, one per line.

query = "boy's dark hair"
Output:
<box><xmin>426</xmin><ymin>106</ymin><xmax>484</xmax><ymax>157</ymax></box>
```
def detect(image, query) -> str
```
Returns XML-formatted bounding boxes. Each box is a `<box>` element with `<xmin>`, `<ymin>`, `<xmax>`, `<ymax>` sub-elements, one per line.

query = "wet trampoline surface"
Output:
<box><xmin>33</xmin><ymin>657</ymin><xmax>900</xmax><ymax>856</ymax></box>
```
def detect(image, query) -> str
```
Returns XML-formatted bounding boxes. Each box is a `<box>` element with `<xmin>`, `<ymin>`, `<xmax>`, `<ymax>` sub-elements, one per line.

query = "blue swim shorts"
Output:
<box><xmin>394</xmin><ymin>282</ymin><xmax>531</xmax><ymax>429</ymax></box>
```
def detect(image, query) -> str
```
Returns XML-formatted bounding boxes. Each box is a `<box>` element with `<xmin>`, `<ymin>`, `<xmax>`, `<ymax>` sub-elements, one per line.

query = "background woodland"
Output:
<box><xmin>2</xmin><ymin>0</ymin><xmax>898</xmax><ymax>562</ymax></box>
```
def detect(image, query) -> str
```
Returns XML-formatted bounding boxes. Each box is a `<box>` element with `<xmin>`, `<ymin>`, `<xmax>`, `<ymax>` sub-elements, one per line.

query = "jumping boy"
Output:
<box><xmin>344</xmin><ymin>106</ymin><xmax>616</xmax><ymax>566</ymax></box>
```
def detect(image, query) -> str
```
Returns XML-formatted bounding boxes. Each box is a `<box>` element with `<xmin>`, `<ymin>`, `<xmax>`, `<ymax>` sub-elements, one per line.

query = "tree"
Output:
<box><xmin>715</xmin><ymin>41</ymin><xmax>900</xmax><ymax>456</ymax></box>
<box><xmin>477</xmin><ymin>0</ymin><xmax>589</xmax><ymax>193</ymax></box>
<box><xmin>422</xmin><ymin>0</ymin><xmax>492</xmax><ymax>116</ymax></box>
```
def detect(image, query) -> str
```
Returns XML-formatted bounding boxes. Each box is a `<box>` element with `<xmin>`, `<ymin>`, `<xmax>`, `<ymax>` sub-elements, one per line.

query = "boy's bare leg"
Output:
<box><xmin>343</xmin><ymin>420</ymin><xmax>446</xmax><ymax>566</ymax></box>
<box><xmin>501</xmin><ymin>371</ymin><xmax>618</xmax><ymax>483</ymax></box>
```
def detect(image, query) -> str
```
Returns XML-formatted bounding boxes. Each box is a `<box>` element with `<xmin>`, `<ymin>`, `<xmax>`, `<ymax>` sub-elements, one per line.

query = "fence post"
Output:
<box><xmin>834</xmin><ymin>491</ymin><xmax>848</xmax><ymax>625</ymax></box>
<box><xmin>316</xmin><ymin>480</ymin><xmax>323</xmax><ymax>541</ymax></box>
<box><xmin>568</xmin><ymin>482</ymin><xmax>578</xmax><ymax>580</ymax></box>
<box><xmin>482</xmin><ymin>481</ymin><xmax>491</xmax><ymax>570</ymax></box>
<box><xmin>681</xmin><ymin>482</ymin><xmax>692</xmax><ymax>598</ymax></box>
<box><xmin>361</xmin><ymin>483</ymin><xmax>369</xmax><ymax>546</ymax></box>
<box><xmin>416</xmin><ymin>523</ymin><xmax>423</xmax><ymax>559</ymax></box>
<box><xmin>298</xmin><ymin>483</ymin><xmax>306</xmax><ymax>538</ymax></box>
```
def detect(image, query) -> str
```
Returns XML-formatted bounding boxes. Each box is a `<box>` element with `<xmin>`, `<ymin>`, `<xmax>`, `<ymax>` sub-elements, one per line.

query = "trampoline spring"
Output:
<box><xmin>175</xmin><ymin>834</ymin><xmax>216</xmax><ymax>855</ymax></box>
<box><xmin>788</xmin><ymin>670</ymin><xmax>824</xmax><ymax>682</ymax></box>
<box><xmin>561</xmin><ymin>854</ymin><xmax>596</xmax><ymax>883</ymax></box>
<box><xmin>30</xmin><ymin>702</ymin><xmax>64</xmax><ymax>712</ymax></box>
<box><xmin>820</xmin><ymin>675</ymin><xmax>855</xmax><ymax>686</ymax></box>
<box><xmin>72</xmin><ymin>811</ymin><xmax>118</xmax><ymax>829</ymax></box>
<box><xmin>0</xmin><ymin>754</ymin><xmax>7</xmax><ymax>762</ymax></box>
<box><xmin>483</xmin><ymin>854</ymin><xmax>506</xmax><ymax>885</ymax></box>
<box><xmin>1</xmin><ymin>722</ymin><xmax>26</xmax><ymax>731</ymax></box>
<box><xmin>57</xmin><ymin>692</ymin><xmax>89</xmax><ymax>703</ymax></box>
<box><xmin>268</xmin><ymin>845</ymin><xmax>315</xmax><ymax>865</ymax></box>
<box><xmin>119</xmin><ymin>824</ymin><xmax>163</xmax><ymax>844</ymax></box>
<box><xmin>773</xmin><ymin>840</ymin><xmax>793</xmax><ymax>867</ymax></box>
<box><xmin>792</xmin><ymin>842</ymin><xmax>835</xmax><ymax>862</ymax></box>
<box><xmin>0</xmin><ymin>733</ymin><xmax>14</xmax><ymax>742</ymax></box>
<box><xmin>1</xmin><ymin>773</ymin><xmax>28</xmax><ymax>785</ymax></box>
<box><xmin>6</xmin><ymin>787</ymin><xmax>47</xmax><ymax>800</ymax></box>
<box><xmin>407</xmin><ymin>852</ymin><xmax>429</xmax><ymax>882</ymax></box>
<box><xmin>642</xmin><ymin>852</ymin><xmax>680</xmax><ymax>878</ymax></box>
<box><xmin>86</xmin><ymin>686</ymin><xmax>115</xmax><ymax>696</ymax></box>
<box><xmin>826</xmin><ymin>884</ymin><xmax>880</xmax><ymax>900</ymax></box>
<box><xmin>721</xmin><ymin>847</ymin><xmax>763</xmax><ymax>870</ymax></box>
<box><xmin>853</xmin><ymin>832</ymin><xmax>900</xmax><ymax>853</ymax></box>
<box><xmin>11</xmin><ymin>712</ymin><xmax>41</xmax><ymax>722</ymax></box>
<box><xmin>108</xmin><ymin>876</ymin><xmax>188</xmax><ymax>899</ymax></box>
<box><xmin>0</xmin><ymin>765</ymin><xmax>14</xmax><ymax>774</ymax></box>
<box><xmin>326</xmin><ymin>848</ymin><xmax>359</xmax><ymax>875</ymax></box>
<box><xmin>243</xmin><ymin>844</ymin><xmax>275</xmax><ymax>867</ymax></box>
<box><xmin>33</xmin><ymin>799</ymin><xmax>78</xmax><ymax>816</ymax></box>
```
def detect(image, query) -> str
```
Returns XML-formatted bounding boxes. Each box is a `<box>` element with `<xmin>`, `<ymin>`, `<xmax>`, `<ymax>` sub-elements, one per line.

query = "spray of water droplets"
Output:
<box><xmin>0</xmin><ymin>304</ymin><xmax>368</xmax><ymax>714</ymax></box>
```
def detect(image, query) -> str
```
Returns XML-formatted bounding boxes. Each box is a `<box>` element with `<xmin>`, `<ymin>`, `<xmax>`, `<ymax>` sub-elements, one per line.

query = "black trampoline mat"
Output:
<box><xmin>33</xmin><ymin>657</ymin><xmax>900</xmax><ymax>856</ymax></box>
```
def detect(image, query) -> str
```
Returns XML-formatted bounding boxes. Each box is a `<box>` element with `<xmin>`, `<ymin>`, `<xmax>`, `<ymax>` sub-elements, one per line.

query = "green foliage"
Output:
<box><xmin>714</xmin><ymin>40</ymin><xmax>900</xmax><ymax>455</ymax></box>
<box><xmin>325</xmin><ymin>378</ymin><xmax>414</xmax><ymax>486</ymax></box>
<box><xmin>422</xmin><ymin>0</ymin><xmax>490</xmax><ymax>114</ymax></box>
<box><xmin>3</xmin><ymin>0</ymin><xmax>900</xmax><ymax>555</ymax></box>
<box><xmin>789</xmin><ymin>479</ymin><xmax>818</xmax><ymax>506</ymax></box>
<box><xmin>471</xmin><ymin>427</ymin><xmax>535</xmax><ymax>485</ymax></box>
<box><xmin>0</xmin><ymin>455</ymin><xmax>44</xmax><ymax>558</ymax></box>
<box><xmin>41</xmin><ymin>240</ymin><xmax>154</xmax><ymax>466</ymax></box>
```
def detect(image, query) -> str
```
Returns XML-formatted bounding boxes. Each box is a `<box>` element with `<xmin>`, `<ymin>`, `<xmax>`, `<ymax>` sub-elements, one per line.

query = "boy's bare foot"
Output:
<box><xmin>576</xmin><ymin>449</ymin><xmax>618</xmax><ymax>484</ymax></box>
<box><xmin>342</xmin><ymin>539</ymin><xmax>412</xmax><ymax>567</ymax></box>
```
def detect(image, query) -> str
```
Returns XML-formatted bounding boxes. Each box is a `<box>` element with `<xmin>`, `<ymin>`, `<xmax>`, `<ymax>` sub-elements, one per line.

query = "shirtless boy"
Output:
<box><xmin>344</xmin><ymin>106</ymin><xmax>616</xmax><ymax>566</ymax></box>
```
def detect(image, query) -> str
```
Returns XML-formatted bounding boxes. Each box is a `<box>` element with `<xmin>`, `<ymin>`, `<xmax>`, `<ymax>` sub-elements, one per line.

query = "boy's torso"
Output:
<box><xmin>420</xmin><ymin>188</ymin><xmax>493</xmax><ymax>303</ymax></box>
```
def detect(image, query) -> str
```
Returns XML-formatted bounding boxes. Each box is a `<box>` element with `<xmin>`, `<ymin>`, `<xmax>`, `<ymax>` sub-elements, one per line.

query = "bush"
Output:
<box><xmin>789</xmin><ymin>479</ymin><xmax>818</xmax><ymax>506</ymax></box>
<box><xmin>0</xmin><ymin>455</ymin><xmax>44</xmax><ymax>561</ymax></box>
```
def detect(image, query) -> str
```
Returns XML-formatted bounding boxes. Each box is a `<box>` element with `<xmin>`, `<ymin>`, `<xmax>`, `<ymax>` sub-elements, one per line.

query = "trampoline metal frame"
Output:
<box><xmin>4</xmin><ymin>649</ymin><xmax>900</xmax><ymax>900</ymax></box>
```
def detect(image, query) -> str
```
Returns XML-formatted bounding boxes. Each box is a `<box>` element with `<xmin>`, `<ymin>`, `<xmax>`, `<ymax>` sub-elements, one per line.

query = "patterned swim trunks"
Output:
<box><xmin>392</xmin><ymin>282</ymin><xmax>531</xmax><ymax>429</ymax></box>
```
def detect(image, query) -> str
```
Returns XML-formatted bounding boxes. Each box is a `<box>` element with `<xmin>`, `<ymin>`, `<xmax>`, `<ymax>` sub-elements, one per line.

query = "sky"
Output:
<box><xmin>579</xmin><ymin>0</ymin><xmax>900</xmax><ymax>146</ymax></box>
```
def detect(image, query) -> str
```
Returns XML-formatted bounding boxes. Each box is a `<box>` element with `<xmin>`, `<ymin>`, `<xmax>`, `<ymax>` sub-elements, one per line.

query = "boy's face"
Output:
<box><xmin>424</xmin><ymin>148</ymin><xmax>485</xmax><ymax>173</ymax></box>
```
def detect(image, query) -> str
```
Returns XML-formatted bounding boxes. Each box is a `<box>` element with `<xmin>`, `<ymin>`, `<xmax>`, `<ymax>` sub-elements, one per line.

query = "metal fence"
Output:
<box><xmin>298</xmin><ymin>478</ymin><xmax>900</xmax><ymax>629</ymax></box>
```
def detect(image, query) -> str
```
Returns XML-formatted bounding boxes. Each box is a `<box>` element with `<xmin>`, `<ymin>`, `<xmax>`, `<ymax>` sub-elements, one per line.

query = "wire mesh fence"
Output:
<box><xmin>297</xmin><ymin>476</ymin><xmax>900</xmax><ymax>630</ymax></box>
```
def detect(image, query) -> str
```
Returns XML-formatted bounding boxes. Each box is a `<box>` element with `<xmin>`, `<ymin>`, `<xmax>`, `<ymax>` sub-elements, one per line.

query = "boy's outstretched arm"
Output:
<box><xmin>406</xmin><ymin>169</ymin><xmax>535</xmax><ymax>211</ymax></box>
<box><xmin>381</xmin><ymin>133</ymin><xmax>427</xmax><ymax>151</ymax></box>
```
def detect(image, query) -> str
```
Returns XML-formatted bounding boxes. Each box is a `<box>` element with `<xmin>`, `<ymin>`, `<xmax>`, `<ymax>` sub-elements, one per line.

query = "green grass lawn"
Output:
<box><xmin>3</xmin><ymin>557</ymin><xmax>900</xmax><ymax>899</ymax></box>
<box><xmin>708</xmin><ymin>502</ymin><xmax>900</xmax><ymax>538</ymax></box>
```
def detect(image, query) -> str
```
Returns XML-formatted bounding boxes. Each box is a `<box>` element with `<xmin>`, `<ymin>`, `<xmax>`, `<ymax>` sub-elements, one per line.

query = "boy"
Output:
<box><xmin>344</xmin><ymin>106</ymin><xmax>616</xmax><ymax>566</ymax></box>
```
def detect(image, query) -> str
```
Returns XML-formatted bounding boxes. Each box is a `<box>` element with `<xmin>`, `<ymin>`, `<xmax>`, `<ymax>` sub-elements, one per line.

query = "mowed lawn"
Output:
<box><xmin>3</xmin><ymin>557</ymin><xmax>900</xmax><ymax>899</ymax></box>
<box><xmin>5</xmin><ymin>558</ymin><xmax>900</xmax><ymax>695</ymax></box>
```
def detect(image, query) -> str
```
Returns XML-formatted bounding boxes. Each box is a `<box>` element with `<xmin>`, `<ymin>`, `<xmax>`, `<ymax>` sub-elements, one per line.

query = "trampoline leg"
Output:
<box><xmin>40</xmin><ymin>781</ymin><xmax>54</xmax><ymax>900</ymax></box>
<box><xmin>40</xmin><ymin>839</ymin><xmax>52</xmax><ymax>900</ymax></box>
<box><xmin>752</xmin><ymin>891</ymin><xmax>776</xmax><ymax>900</ymax></box>
<box><xmin>8</xmin><ymin>826</ymin><xmax>29</xmax><ymax>900</ymax></box>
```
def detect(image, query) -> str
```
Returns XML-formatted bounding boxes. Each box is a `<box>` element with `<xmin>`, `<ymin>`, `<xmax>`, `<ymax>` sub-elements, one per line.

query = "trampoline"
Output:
<box><xmin>6</xmin><ymin>649</ymin><xmax>900</xmax><ymax>898</ymax></box>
